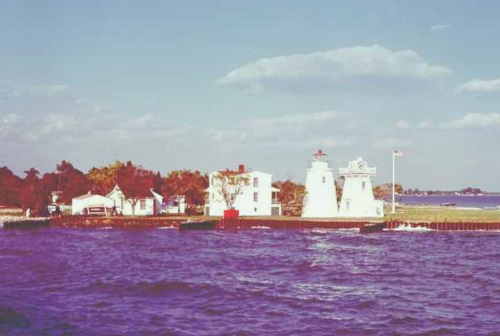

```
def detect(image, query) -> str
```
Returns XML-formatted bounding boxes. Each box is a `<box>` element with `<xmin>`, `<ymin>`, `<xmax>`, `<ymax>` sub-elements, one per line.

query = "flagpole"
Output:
<box><xmin>391</xmin><ymin>150</ymin><xmax>396</xmax><ymax>213</ymax></box>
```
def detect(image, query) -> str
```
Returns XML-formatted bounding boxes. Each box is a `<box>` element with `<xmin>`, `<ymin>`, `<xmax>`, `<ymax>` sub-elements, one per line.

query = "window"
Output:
<box><xmin>254</xmin><ymin>192</ymin><xmax>258</xmax><ymax>202</ymax></box>
<box><xmin>253</xmin><ymin>177</ymin><xmax>259</xmax><ymax>187</ymax></box>
<box><xmin>140</xmin><ymin>199</ymin><xmax>146</xmax><ymax>210</ymax></box>
<box><xmin>346</xmin><ymin>200</ymin><xmax>350</xmax><ymax>211</ymax></box>
<box><xmin>322</xmin><ymin>176</ymin><xmax>326</xmax><ymax>183</ymax></box>
<box><xmin>362</xmin><ymin>181</ymin><xmax>366</xmax><ymax>191</ymax></box>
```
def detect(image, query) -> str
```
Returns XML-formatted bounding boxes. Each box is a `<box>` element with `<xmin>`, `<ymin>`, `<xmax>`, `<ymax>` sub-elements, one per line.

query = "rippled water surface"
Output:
<box><xmin>0</xmin><ymin>228</ymin><xmax>499</xmax><ymax>336</ymax></box>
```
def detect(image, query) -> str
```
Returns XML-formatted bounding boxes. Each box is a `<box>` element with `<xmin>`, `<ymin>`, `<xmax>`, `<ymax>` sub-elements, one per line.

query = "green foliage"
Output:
<box><xmin>373</xmin><ymin>183</ymin><xmax>403</xmax><ymax>200</ymax></box>
<box><xmin>86</xmin><ymin>161</ymin><xmax>126</xmax><ymax>195</ymax></box>
<box><xmin>272</xmin><ymin>179</ymin><xmax>306</xmax><ymax>216</ymax></box>
<box><xmin>163</xmin><ymin>170</ymin><xmax>208</xmax><ymax>213</ymax></box>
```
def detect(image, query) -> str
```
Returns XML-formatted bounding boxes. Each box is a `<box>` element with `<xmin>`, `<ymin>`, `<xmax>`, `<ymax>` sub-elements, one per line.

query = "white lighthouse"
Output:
<box><xmin>338</xmin><ymin>157</ymin><xmax>384</xmax><ymax>218</ymax></box>
<box><xmin>301</xmin><ymin>150</ymin><xmax>338</xmax><ymax>218</ymax></box>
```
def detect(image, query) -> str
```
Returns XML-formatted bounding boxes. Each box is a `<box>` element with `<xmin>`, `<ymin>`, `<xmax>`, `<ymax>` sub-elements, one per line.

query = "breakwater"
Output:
<box><xmin>51</xmin><ymin>215</ymin><xmax>186</xmax><ymax>229</ymax></box>
<box><xmin>2</xmin><ymin>218</ymin><xmax>51</xmax><ymax>229</ymax></box>
<box><xmin>3</xmin><ymin>216</ymin><xmax>500</xmax><ymax>231</ymax></box>
<box><xmin>385</xmin><ymin>220</ymin><xmax>500</xmax><ymax>231</ymax></box>
<box><xmin>221</xmin><ymin>218</ymin><xmax>369</xmax><ymax>230</ymax></box>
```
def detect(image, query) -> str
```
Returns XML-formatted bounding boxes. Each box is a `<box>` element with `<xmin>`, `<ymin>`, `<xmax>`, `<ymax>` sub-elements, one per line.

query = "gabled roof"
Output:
<box><xmin>74</xmin><ymin>192</ymin><xmax>104</xmax><ymax>200</ymax></box>
<box><xmin>107</xmin><ymin>184</ymin><xmax>161</xmax><ymax>199</ymax></box>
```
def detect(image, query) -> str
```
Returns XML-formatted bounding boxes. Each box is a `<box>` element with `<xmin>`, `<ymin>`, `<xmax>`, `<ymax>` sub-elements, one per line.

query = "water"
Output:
<box><xmin>1</xmin><ymin>228</ymin><xmax>499</xmax><ymax>336</ymax></box>
<box><xmin>400</xmin><ymin>195</ymin><xmax>500</xmax><ymax>208</ymax></box>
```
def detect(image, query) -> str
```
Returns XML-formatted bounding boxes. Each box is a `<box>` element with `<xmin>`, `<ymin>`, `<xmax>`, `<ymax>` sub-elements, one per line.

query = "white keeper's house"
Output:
<box><xmin>72</xmin><ymin>184</ymin><xmax>185</xmax><ymax>216</ymax></box>
<box><xmin>204</xmin><ymin>164</ymin><xmax>281</xmax><ymax>217</ymax></box>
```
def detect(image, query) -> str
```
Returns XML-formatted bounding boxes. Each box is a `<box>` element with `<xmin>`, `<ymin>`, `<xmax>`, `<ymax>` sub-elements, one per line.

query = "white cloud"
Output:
<box><xmin>0</xmin><ymin>81</ymin><xmax>187</xmax><ymax>145</ymax></box>
<box><xmin>249</xmin><ymin>110</ymin><xmax>341</xmax><ymax>128</ymax></box>
<box><xmin>216</xmin><ymin>45</ymin><xmax>451</xmax><ymax>93</ymax></box>
<box><xmin>444</xmin><ymin>113</ymin><xmax>500</xmax><ymax>129</ymax></box>
<box><xmin>395</xmin><ymin>120</ymin><xmax>411</xmax><ymax>129</ymax></box>
<box><xmin>28</xmin><ymin>84</ymin><xmax>69</xmax><ymax>97</ymax></box>
<box><xmin>456</xmin><ymin>78</ymin><xmax>500</xmax><ymax>93</ymax></box>
<box><xmin>111</xmin><ymin>114</ymin><xmax>189</xmax><ymax>140</ymax></box>
<box><xmin>417</xmin><ymin>119</ymin><xmax>438</xmax><ymax>129</ymax></box>
<box><xmin>0</xmin><ymin>82</ymin><xmax>69</xmax><ymax>98</ymax></box>
<box><xmin>205</xmin><ymin>110</ymin><xmax>355</xmax><ymax>151</ymax></box>
<box><xmin>430</xmin><ymin>24</ymin><xmax>450</xmax><ymax>32</ymax></box>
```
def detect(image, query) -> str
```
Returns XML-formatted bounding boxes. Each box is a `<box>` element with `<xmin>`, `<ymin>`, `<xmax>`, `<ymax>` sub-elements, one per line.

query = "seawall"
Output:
<box><xmin>385</xmin><ymin>220</ymin><xmax>500</xmax><ymax>231</ymax></box>
<box><xmin>3</xmin><ymin>216</ymin><xmax>500</xmax><ymax>231</ymax></box>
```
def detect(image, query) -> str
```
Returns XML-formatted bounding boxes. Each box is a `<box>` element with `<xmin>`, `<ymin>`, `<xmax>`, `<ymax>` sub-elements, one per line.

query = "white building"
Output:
<box><xmin>71</xmin><ymin>192</ymin><xmax>115</xmax><ymax>215</ymax></box>
<box><xmin>204</xmin><ymin>165</ymin><xmax>281</xmax><ymax>217</ymax></box>
<box><xmin>107</xmin><ymin>185</ymin><xmax>162</xmax><ymax>216</ymax></box>
<box><xmin>72</xmin><ymin>185</ymin><xmax>185</xmax><ymax>216</ymax></box>
<box><xmin>163</xmin><ymin>195</ymin><xmax>186</xmax><ymax>214</ymax></box>
<box><xmin>302</xmin><ymin>150</ymin><xmax>339</xmax><ymax>218</ymax></box>
<box><xmin>338</xmin><ymin>157</ymin><xmax>384</xmax><ymax>218</ymax></box>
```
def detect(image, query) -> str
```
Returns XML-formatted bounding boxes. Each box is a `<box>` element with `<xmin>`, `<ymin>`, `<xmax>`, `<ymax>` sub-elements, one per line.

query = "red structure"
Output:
<box><xmin>224</xmin><ymin>209</ymin><xmax>240</xmax><ymax>219</ymax></box>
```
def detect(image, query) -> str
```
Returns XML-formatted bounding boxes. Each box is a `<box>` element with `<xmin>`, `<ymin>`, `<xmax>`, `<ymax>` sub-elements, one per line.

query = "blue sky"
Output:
<box><xmin>2</xmin><ymin>0</ymin><xmax>500</xmax><ymax>190</ymax></box>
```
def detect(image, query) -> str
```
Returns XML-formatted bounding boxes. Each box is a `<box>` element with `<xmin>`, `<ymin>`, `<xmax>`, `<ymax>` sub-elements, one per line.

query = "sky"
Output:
<box><xmin>1</xmin><ymin>0</ymin><xmax>500</xmax><ymax>191</ymax></box>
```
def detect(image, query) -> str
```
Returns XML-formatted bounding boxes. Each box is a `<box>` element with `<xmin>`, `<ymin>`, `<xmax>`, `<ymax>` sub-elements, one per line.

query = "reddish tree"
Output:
<box><xmin>0</xmin><ymin>166</ymin><xmax>22</xmax><ymax>206</ymax></box>
<box><xmin>20</xmin><ymin>168</ymin><xmax>40</xmax><ymax>210</ymax></box>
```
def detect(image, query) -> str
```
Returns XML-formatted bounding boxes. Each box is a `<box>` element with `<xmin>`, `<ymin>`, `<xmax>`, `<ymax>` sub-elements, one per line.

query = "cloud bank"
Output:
<box><xmin>456</xmin><ymin>78</ymin><xmax>500</xmax><ymax>93</ymax></box>
<box><xmin>216</xmin><ymin>45</ymin><xmax>451</xmax><ymax>93</ymax></box>
<box><xmin>205</xmin><ymin>110</ymin><xmax>354</xmax><ymax>152</ymax></box>
<box><xmin>445</xmin><ymin>113</ymin><xmax>500</xmax><ymax>129</ymax></box>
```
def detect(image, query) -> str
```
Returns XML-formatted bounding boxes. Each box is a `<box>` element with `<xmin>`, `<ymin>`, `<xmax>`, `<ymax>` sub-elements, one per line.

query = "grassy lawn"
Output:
<box><xmin>0</xmin><ymin>207</ymin><xmax>23</xmax><ymax>217</ymax></box>
<box><xmin>386</xmin><ymin>205</ymin><xmax>500</xmax><ymax>223</ymax></box>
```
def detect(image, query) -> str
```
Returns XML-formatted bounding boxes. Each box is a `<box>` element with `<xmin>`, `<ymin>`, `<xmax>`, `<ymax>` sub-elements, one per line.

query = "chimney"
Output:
<box><xmin>238</xmin><ymin>164</ymin><xmax>245</xmax><ymax>173</ymax></box>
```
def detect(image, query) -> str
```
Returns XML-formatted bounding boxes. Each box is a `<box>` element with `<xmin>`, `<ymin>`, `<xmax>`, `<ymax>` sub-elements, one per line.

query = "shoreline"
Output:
<box><xmin>2</xmin><ymin>215</ymin><xmax>500</xmax><ymax>232</ymax></box>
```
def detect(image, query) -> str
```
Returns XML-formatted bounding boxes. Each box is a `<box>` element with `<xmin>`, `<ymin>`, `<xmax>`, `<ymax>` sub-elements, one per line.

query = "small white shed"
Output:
<box><xmin>72</xmin><ymin>193</ymin><xmax>115</xmax><ymax>215</ymax></box>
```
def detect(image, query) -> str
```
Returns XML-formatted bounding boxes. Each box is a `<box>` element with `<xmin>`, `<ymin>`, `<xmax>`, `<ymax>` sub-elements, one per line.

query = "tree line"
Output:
<box><xmin>0</xmin><ymin>160</ymin><xmax>402</xmax><ymax>216</ymax></box>
<box><xmin>0</xmin><ymin>160</ymin><xmax>208</xmax><ymax>216</ymax></box>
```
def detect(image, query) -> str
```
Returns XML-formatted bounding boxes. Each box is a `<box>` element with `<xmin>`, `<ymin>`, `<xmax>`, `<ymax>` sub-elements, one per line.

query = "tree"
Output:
<box><xmin>55</xmin><ymin>160</ymin><xmax>90</xmax><ymax>203</ymax></box>
<box><xmin>272</xmin><ymin>179</ymin><xmax>306</xmax><ymax>216</ymax></box>
<box><xmin>35</xmin><ymin>172</ymin><xmax>58</xmax><ymax>215</ymax></box>
<box><xmin>87</xmin><ymin>161</ymin><xmax>126</xmax><ymax>195</ymax></box>
<box><xmin>163</xmin><ymin>170</ymin><xmax>208</xmax><ymax>214</ymax></box>
<box><xmin>116</xmin><ymin>161</ymin><xmax>156</xmax><ymax>216</ymax></box>
<box><xmin>20</xmin><ymin>168</ymin><xmax>40</xmax><ymax>210</ymax></box>
<box><xmin>0</xmin><ymin>167</ymin><xmax>22</xmax><ymax>206</ymax></box>
<box><xmin>335</xmin><ymin>178</ymin><xmax>344</xmax><ymax>203</ymax></box>
<box><xmin>373</xmin><ymin>183</ymin><xmax>403</xmax><ymax>200</ymax></box>
<box><xmin>212</xmin><ymin>170</ymin><xmax>249</xmax><ymax>210</ymax></box>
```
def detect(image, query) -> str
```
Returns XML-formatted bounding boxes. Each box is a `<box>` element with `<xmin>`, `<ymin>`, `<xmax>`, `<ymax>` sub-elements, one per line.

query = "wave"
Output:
<box><xmin>390</xmin><ymin>224</ymin><xmax>434</xmax><ymax>232</ymax></box>
<box><xmin>250</xmin><ymin>226</ymin><xmax>271</xmax><ymax>230</ymax></box>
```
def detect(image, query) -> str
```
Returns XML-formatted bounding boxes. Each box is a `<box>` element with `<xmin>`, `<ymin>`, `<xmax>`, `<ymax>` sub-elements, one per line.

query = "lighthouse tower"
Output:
<box><xmin>301</xmin><ymin>150</ymin><xmax>338</xmax><ymax>218</ymax></box>
<box><xmin>338</xmin><ymin>157</ymin><xmax>383</xmax><ymax>217</ymax></box>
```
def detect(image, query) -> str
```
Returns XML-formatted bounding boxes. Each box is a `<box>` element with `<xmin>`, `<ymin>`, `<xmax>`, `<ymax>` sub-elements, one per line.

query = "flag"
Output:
<box><xmin>393</xmin><ymin>149</ymin><xmax>404</xmax><ymax>157</ymax></box>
